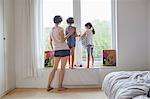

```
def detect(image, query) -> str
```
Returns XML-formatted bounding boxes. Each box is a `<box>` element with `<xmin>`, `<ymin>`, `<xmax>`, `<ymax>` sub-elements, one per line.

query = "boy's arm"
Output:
<box><xmin>60</xmin><ymin>29</ymin><xmax>73</xmax><ymax>42</ymax></box>
<box><xmin>74</xmin><ymin>28</ymin><xmax>78</xmax><ymax>37</ymax></box>
<box><xmin>74</xmin><ymin>28</ymin><xmax>81</xmax><ymax>37</ymax></box>
<box><xmin>60</xmin><ymin>30</ymin><xmax>73</xmax><ymax>42</ymax></box>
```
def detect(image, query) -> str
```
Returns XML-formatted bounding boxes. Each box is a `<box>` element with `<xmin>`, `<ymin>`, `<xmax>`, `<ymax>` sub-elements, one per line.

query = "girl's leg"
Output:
<box><xmin>47</xmin><ymin>57</ymin><xmax>60</xmax><ymax>91</ymax></box>
<box><xmin>71</xmin><ymin>47</ymin><xmax>75</xmax><ymax>69</ymax></box>
<box><xmin>58</xmin><ymin>56</ymin><xmax>68</xmax><ymax>91</ymax></box>
<box><xmin>91</xmin><ymin>48</ymin><xmax>94</xmax><ymax>66</ymax></box>
<box><xmin>68</xmin><ymin>54</ymin><xmax>71</xmax><ymax>68</ymax></box>
<box><xmin>87</xmin><ymin>46</ymin><xmax>90</xmax><ymax>68</ymax></box>
<box><xmin>92</xmin><ymin>55</ymin><xmax>94</xmax><ymax>66</ymax></box>
<box><xmin>87</xmin><ymin>55</ymin><xmax>90</xmax><ymax>68</ymax></box>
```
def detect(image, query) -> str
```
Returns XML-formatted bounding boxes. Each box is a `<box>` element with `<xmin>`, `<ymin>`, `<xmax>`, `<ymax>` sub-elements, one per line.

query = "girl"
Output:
<box><xmin>65</xmin><ymin>17</ymin><xmax>78</xmax><ymax>69</ymax></box>
<box><xmin>47</xmin><ymin>15</ymin><xmax>73</xmax><ymax>91</ymax></box>
<box><xmin>81</xmin><ymin>22</ymin><xmax>95</xmax><ymax>68</ymax></box>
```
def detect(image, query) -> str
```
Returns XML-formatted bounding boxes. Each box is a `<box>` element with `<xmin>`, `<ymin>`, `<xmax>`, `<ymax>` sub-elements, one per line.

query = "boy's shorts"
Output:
<box><xmin>67</xmin><ymin>39</ymin><xmax>76</xmax><ymax>49</ymax></box>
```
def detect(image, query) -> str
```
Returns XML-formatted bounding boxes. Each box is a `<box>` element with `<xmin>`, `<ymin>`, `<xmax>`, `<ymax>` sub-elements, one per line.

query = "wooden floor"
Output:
<box><xmin>1</xmin><ymin>88</ymin><xmax>107</xmax><ymax>99</ymax></box>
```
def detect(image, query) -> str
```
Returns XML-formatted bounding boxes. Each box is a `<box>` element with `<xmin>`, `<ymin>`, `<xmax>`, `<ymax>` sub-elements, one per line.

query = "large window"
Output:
<box><xmin>81</xmin><ymin>0</ymin><xmax>113</xmax><ymax>63</ymax></box>
<box><xmin>43</xmin><ymin>0</ymin><xmax>73</xmax><ymax>51</ymax></box>
<box><xmin>43</xmin><ymin>0</ymin><xmax>117</xmax><ymax>66</ymax></box>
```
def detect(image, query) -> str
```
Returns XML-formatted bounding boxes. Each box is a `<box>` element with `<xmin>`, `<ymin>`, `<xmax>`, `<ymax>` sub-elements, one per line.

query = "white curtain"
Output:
<box><xmin>75</xmin><ymin>37</ymin><xmax>82</xmax><ymax>66</ymax></box>
<box><xmin>15</xmin><ymin>0</ymin><xmax>43</xmax><ymax>78</ymax></box>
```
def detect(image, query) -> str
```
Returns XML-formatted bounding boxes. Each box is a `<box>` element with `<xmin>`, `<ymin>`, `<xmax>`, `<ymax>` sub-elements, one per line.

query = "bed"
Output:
<box><xmin>102</xmin><ymin>71</ymin><xmax>150</xmax><ymax>99</ymax></box>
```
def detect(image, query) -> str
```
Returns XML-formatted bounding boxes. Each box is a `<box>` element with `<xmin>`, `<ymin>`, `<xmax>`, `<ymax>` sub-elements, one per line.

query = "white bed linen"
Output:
<box><xmin>133</xmin><ymin>95</ymin><xmax>150</xmax><ymax>99</ymax></box>
<box><xmin>102</xmin><ymin>71</ymin><xmax>150</xmax><ymax>99</ymax></box>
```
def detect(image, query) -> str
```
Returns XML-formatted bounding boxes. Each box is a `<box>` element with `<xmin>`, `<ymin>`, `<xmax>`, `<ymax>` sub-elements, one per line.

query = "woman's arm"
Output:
<box><xmin>50</xmin><ymin>36</ymin><xmax>53</xmax><ymax>50</ymax></box>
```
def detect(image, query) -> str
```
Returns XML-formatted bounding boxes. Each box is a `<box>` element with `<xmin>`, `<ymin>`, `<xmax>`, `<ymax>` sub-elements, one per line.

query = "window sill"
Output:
<box><xmin>43</xmin><ymin>64</ymin><xmax>117</xmax><ymax>69</ymax></box>
<box><xmin>44</xmin><ymin>59</ymin><xmax>117</xmax><ymax>69</ymax></box>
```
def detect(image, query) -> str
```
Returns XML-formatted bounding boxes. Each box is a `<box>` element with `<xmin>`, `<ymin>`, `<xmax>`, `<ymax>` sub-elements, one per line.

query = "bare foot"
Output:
<box><xmin>47</xmin><ymin>86</ymin><xmax>54</xmax><ymax>92</ymax></box>
<box><xmin>74</xmin><ymin>65</ymin><xmax>78</xmax><ymax>67</ymax></box>
<box><xmin>79</xmin><ymin>65</ymin><xmax>82</xmax><ymax>67</ymax></box>
<box><xmin>92</xmin><ymin>63</ymin><xmax>94</xmax><ymax>66</ymax></box>
<box><xmin>57</xmin><ymin>87</ymin><xmax>68</xmax><ymax>91</ymax></box>
<box><xmin>69</xmin><ymin>67</ymin><xmax>71</xmax><ymax>69</ymax></box>
<box><xmin>69</xmin><ymin>67</ymin><xmax>75</xmax><ymax>69</ymax></box>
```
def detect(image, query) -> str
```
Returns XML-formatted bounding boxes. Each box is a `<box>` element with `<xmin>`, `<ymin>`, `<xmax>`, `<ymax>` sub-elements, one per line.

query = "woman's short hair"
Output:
<box><xmin>67</xmin><ymin>17</ymin><xmax>74</xmax><ymax>24</ymax></box>
<box><xmin>53</xmin><ymin>15</ymin><xmax>63</xmax><ymax>24</ymax></box>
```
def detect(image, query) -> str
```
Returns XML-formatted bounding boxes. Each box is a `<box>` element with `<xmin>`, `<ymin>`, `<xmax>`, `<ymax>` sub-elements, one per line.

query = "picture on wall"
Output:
<box><xmin>44</xmin><ymin>51</ymin><xmax>54</xmax><ymax>67</ymax></box>
<box><xmin>103</xmin><ymin>50</ymin><xmax>116</xmax><ymax>66</ymax></box>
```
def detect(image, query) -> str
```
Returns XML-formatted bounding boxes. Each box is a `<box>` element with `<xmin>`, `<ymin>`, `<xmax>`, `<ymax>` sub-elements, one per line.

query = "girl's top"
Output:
<box><xmin>81</xmin><ymin>29</ymin><xmax>94</xmax><ymax>47</ymax></box>
<box><xmin>65</xmin><ymin>26</ymin><xmax>76</xmax><ymax>47</ymax></box>
<box><xmin>50</xmin><ymin>26</ymin><xmax>69</xmax><ymax>51</ymax></box>
<box><xmin>86</xmin><ymin>29</ymin><xmax>94</xmax><ymax>46</ymax></box>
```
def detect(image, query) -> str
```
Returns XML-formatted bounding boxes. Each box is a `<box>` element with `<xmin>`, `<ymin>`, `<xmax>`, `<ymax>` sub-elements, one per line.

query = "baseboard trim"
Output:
<box><xmin>0</xmin><ymin>91</ymin><xmax>7</xmax><ymax>98</ymax></box>
<box><xmin>64</xmin><ymin>85</ymin><xmax>101</xmax><ymax>88</ymax></box>
<box><xmin>0</xmin><ymin>88</ymin><xmax>15</xmax><ymax>98</ymax></box>
<box><xmin>16</xmin><ymin>80</ymin><xmax>101</xmax><ymax>88</ymax></box>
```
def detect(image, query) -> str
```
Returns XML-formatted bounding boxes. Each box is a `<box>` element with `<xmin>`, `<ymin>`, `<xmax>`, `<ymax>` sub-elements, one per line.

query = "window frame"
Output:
<box><xmin>42</xmin><ymin>0</ymin><xmax>117</xmax><ymax>67</ymax></box>
<box><xmin>111</xmin><ymin>0</ymin><xmax>117</xmax><ymax>49</ymax></box>
<box><xmin>73</xmin><ymin>0</ymin><xmax>117</xmax><ymax>66</ymax></box>
<box><xmin>73</xmin><ymin>0</ymin><xmax>117</xmax><ymax>49</ymax></box>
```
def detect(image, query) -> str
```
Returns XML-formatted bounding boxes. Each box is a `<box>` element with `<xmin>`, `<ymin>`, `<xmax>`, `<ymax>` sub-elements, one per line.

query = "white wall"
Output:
<box><xmin>117</xmin><ymin>0</ymin><xmax>148</xmax><ymax>70</ymax></box>
<box><xmin>0</xmin><ymin>0</ymin><xmax>16</xmax><ymax>97</ymax></box>
<box><xmin>0</xmin><ymin>0</ymin><xmax>6</xmax><ymax>97</ymax></box>
<box><xmin>100</xmin><ymin>0</ymin><xmax>149</xmax><ymax>85</ymax></box>
<box><xmin>4</xmin><ymin>0</ymin><xmax>16</xmax><ymax>92</ymax></box>
<box><xmin>148</xmin><ymin>0</ymin><xmax>150</xmax><ymax>70</ymax></box>
<box><xmin>15</xmin><ymin>0</ymin><xmax>149</xmax><ymax>88</ymax></box>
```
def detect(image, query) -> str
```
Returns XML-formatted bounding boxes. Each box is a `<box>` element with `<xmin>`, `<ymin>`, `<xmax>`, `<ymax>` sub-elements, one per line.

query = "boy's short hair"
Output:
<box><xmin>67</xmin><ymin>17</ymin><xmax>74</xmax><ymax>24</ymax></box>
<box><xmin>53</xmin><ymin>15</ymin><xmax>63</xmax><ymax>24</ymax></box>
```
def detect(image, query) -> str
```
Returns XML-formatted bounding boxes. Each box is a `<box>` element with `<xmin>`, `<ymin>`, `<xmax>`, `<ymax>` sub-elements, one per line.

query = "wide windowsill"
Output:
<box><xmin>44</xmin><ymin>60</ymin><xmax>117</xmax><ymax>69</ymax></box>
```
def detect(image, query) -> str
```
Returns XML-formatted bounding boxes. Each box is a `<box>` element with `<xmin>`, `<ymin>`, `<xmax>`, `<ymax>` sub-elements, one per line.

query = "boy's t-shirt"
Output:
<box><xmin>65</xmin><ymin>26</ymin><xmax>76</xmax><ymax>47</ymax></box>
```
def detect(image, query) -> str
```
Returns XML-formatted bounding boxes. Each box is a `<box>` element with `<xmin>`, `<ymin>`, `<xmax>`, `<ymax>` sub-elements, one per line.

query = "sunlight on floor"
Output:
<box><xmin>2</xmin><ymin>88</ymin><xmax>107</xmax><ymax>99</ymax></box>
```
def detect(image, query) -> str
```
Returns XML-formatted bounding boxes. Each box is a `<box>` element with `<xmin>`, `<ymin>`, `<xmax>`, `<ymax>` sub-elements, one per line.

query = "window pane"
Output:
<box><xmin>43</xmin><ymin>0</ymin><xmax>73</xmax><ymax>51</ymax></box>
<box><xmin>81</xmin><ymin>0</ymin><xmax>112</xmax><ymax>63</ymax></box>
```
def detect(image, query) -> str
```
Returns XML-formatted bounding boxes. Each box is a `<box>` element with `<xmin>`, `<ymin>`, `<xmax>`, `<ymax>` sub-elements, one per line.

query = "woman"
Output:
<box><xmin>47</xmin><ymin>15</ymin><xmax>73</xmax><ymax>91</ymax></box>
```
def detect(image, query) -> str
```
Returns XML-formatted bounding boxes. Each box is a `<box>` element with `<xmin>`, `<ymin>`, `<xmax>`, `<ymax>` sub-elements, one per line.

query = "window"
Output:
<box><xmin>43</xmin><ymin>0</ymin><xmax>117</xmax><ymax>67</ymax></box>
<box><xmin>81</xmin><ymin>0</ymin><xmax>113</xmax><ymax>65</ymax></box>
<box><xmin>43</xmin><ymin>0</ymin><xmax>73</xmax><ymax>51</ymax></box>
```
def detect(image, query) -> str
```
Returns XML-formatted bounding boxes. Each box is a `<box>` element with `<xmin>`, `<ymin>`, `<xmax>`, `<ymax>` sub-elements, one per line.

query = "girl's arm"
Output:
<box><xmin>60</xmin><ymin>29</ymin><xmax>73</xmax><ymax>42</ymax></box>
<box><xmin>50</xmin><ymin>36</ymin><xmax>53</xmax><ymax>50</ymax></box>
<box><xmin>81</xmin><ymin>31</ymin><xmax>87</xmax><ymax>37</ymax></box>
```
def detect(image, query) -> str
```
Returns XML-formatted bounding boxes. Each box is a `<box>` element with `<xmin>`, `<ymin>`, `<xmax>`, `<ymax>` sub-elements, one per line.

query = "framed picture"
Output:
<box><xmin>103</xmin><ymin>50</ymin><xmax>116</xmax><ymax>66</ymax></box>
<box><xmin>44</xmin><ymin>51</ymin><xmax>54</xmax><ymax>67</ymax></box>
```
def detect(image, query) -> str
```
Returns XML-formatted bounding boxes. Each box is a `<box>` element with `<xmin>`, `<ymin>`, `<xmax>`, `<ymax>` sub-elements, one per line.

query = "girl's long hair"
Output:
<box><xmin>85</xmin><ymin>22</ymin><xmax>95</xmax><ymax>34</ymax></box>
